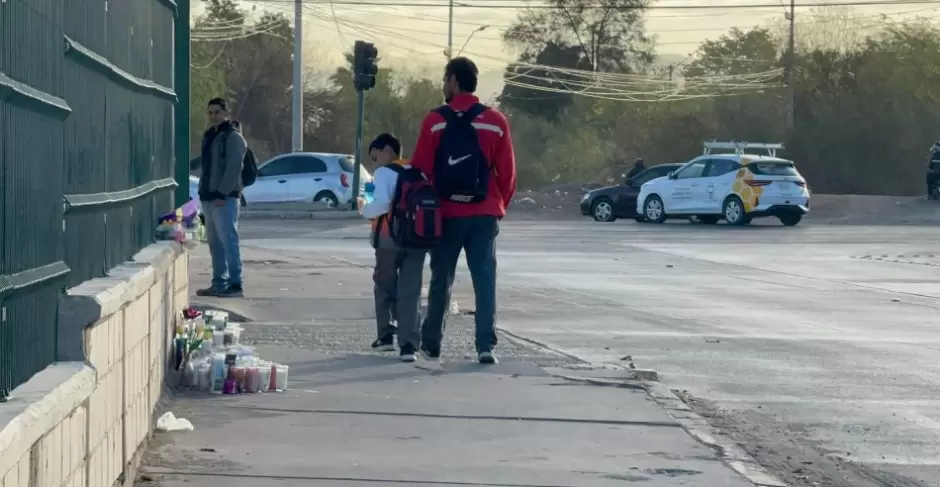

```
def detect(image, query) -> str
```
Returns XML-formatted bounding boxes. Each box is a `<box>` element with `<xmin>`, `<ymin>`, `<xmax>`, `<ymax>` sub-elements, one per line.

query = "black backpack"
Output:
<box><xmin>241</xmin><ymin>148</ymin><xmax>258</xmax><ymax>187</ymax></box>
<box><xmin>220</xmin><ymin>130</ymin><xmax>259</xmax><ymax>187</ymax></box>
<box><xmin>384</xmin><ymin>164</ymin><xmax>442</xmax><ymax>249</ymax></box>
<box><xmin>432</xmin><ymin>103</ymin><xmax>490</xmax><ymax>204</ymax></box>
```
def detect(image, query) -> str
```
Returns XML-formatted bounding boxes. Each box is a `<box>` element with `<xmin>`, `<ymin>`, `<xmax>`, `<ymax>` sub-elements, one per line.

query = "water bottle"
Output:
<box><xmin>363</xmin><ymin>182</ymin><xmax>375</xmax><ymax>204</ymax></box>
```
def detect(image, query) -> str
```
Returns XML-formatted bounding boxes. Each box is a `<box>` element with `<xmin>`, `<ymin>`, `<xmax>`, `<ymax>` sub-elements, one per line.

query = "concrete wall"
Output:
<box><xmin>0</xmin><ymin>242</ymin><xmax>188</xmax><ymax>487</ymax></box>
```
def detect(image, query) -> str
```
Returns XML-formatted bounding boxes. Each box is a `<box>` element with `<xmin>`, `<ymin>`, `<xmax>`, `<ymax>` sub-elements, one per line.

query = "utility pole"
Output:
<box><xmin>292</xmin><ymin>0</ymin><xmax>303</xmax><ymax>151</ymax></box>
<box><xmin>173</xmin><ymin>0</ymin><xmax>191</xmax><ymax>207</ymax></box>
<box><xmin>447</xmin><ymin>0</ymin><xmax>454</xmax><ymax>59</ymax></box>
<box><xmin>785</xmin><ymin>0</ymin><xmax>795</xmax><ymax>132</ymax></box>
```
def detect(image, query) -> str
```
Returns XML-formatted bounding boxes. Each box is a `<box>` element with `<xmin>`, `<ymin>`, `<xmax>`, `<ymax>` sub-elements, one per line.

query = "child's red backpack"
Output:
<box><xmin>385</xmin><ymin>164</ymin><xmax>442</xmax><ymax>249</ymax></box>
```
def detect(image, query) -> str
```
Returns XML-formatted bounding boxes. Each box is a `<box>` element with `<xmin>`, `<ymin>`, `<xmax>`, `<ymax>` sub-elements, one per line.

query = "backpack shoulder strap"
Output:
<box><xmin>432</xmin><ymin>105</ymin><xmax>455</xmax><ymax>122</ymax></box>
<box><xmin>383</xmin><ymin>163</ymin><xmax>405</xmax><ymax>174</ymax></box>
<box><xmin>463</xmin><ymin>103</ymin><xmax>488</xmax><ymax>120</ymax></box>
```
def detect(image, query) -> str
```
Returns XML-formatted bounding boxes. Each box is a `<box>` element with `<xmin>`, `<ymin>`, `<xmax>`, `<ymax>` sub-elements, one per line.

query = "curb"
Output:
<box><xmin>241</xmin><ymin>210</ymin><xmax>360</xmax><ymax>220</ymax></box>
<box><xmin>545</xmin><ymin>372</ymin><xmax>646</xmax><ymax>391</ymax></box>
<box><xmin>498</xmin><ymin>326</ymin><xmax>786</xmax><ymax>487</ymax></box>
<box><xmin>498</xmin><ymin>328</ymin><xmax>659</xmax><ymax>381</ymax></box>
<box><xmin>642</xmin><ymin>382</ymin><xmax>788</xmax><ymax>487</ymax></box>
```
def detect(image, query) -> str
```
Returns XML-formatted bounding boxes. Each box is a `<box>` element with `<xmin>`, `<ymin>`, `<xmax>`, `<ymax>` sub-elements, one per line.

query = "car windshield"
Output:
<box><xmin>748</xmin><ymin>161</ymin><xmax>800</xmax><ymax>176</ymax></box>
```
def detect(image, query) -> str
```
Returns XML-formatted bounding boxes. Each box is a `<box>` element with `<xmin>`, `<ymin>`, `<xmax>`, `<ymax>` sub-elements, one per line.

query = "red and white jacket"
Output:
<box><xmin>410</xmin><ymin>94</ymin><xmax>517</xmax><ymax>219</ymax></box>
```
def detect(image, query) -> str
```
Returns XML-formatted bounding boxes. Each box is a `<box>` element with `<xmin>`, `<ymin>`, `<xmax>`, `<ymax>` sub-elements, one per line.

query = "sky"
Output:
<box><xmin>195</xmin><ymin>0</ymin><xmax>940</xmax><ymax>98</ymax></box>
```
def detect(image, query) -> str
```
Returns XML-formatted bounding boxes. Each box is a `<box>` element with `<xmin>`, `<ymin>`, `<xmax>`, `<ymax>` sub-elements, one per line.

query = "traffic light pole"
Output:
<box><xmin>351</xmin><ymin>89</ymin><xmax>365</xmax><ymax>211</ymax></box>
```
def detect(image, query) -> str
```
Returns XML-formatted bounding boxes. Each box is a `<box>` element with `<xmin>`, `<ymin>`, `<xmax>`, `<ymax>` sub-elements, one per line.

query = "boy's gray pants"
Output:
<box><xmin>373</xmin><ymin>248</ymin><xmax>426</xmax><ymax>349</ymax></box>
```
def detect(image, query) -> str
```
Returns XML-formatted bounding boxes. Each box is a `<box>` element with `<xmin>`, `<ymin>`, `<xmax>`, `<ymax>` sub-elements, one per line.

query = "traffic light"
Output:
<box><xmin>353</xmin><ymin>40</ymin><xmax>378</xmax><ymax>91</ymax></box>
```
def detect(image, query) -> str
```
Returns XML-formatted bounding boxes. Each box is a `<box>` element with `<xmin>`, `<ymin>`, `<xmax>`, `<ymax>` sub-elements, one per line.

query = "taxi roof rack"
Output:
<box><xmin>703</xmin><ymin>141</ymin><xmax>784</xmax><ymax>157</ymax></box>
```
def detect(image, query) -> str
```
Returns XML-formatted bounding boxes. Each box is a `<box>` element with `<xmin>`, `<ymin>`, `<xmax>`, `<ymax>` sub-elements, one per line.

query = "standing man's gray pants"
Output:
<box><xmin>373</xmin><ymin>248</ymin><xmax>426</xmax><ymax>349</ymax></box>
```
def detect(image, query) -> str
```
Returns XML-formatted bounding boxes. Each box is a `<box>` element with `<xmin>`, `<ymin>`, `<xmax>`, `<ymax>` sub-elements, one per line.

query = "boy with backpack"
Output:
<box><xmin>409</xmin><ymin>57</ymin><xmax>517</xmax><ymax>365</ymax></box>
<box><xmin>359</xmin><ymin>133</ymin><xmax>443</xmax><ymax>362</ymax></box>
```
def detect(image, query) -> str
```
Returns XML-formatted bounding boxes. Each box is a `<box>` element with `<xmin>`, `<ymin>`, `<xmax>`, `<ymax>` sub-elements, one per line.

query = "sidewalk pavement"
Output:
<box><xmin>139</xmin><ymin>237</ymin><xmax>759</xmax><ymax>486</ymax></box>
<box><xmin>142</xmin><ymin>345</ymin><xmax>754</xmax><ymax>487</ymax></box>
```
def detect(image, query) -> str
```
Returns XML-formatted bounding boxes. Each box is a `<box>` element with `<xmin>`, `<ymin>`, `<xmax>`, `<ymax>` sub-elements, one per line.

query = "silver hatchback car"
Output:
<box><xmin>241</xmin><ymin>152</ymin><xmax>372</xmax><ymax>207</ymax></box>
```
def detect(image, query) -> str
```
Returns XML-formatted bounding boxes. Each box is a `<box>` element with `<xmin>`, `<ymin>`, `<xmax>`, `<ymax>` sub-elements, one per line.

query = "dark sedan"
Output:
<box><xmin>580</xmin><ymin>163</ymin><xmax>683</xmax><ymax>222</ymax></box>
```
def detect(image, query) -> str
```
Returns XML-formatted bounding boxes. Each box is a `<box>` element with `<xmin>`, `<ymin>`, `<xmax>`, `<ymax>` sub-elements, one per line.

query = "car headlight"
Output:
<box><xmin>581</xmin><ymin>193</ymin><xmax>591</xmax><ymax>202</ymax></box>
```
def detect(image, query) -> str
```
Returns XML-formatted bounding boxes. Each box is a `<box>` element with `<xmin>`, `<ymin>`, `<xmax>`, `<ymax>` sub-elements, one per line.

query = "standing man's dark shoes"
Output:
<box><xmin>195</xmin><ymin>286</ymin><xmax>222</xmax><ymax>297</ymax></box>
<box><xmin>217</xmin><ymin>284</ymin><xmax>243</xmax><ymax>298</ymax></box>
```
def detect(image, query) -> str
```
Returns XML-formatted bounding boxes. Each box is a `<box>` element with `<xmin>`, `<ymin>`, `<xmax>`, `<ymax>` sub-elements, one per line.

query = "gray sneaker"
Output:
<box><xmin>478</xmin><ymin>351</ymin><xmax>498</xmax><ymax>365</ymax></box>
<box><xmin>371</xmin><ymin>339</ymin><xmax>395</xmax><ymax>352</ymax></box>
<box><xmin>400</xmin><ymin>344</ymin><xmax>417</xmax><ymax>363</ymax></box>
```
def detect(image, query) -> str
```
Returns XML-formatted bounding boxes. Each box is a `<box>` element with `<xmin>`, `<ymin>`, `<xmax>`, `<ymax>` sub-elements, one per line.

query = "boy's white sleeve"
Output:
<box><xmin>360</xmin><ymin>167</ymin><xmax>396</xmax><ymax>220</ymax></box>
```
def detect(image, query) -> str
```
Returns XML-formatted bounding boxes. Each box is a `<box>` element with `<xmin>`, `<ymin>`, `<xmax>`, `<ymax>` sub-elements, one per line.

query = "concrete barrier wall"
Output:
<box><xmin>0</xmin><ymin>242</ymin><xmax>188</xmax><ymax>487</ymax></box>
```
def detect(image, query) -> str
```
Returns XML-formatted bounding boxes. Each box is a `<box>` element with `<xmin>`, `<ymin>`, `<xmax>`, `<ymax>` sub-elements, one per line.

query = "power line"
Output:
<box><xmin>284</xmin><ymin>3</ymin><xmax>936</xmax><ymax>32</ymax></box>
<box><xmin>253</xmin><ymin>0</ymin><xmax>940</xmax><ymax>9</ymax></box>
<box><xmin>299</xmin><ymin>1</ymin><xmax>938</xmax><ymax>49</ymax></box>
<box><xmin>252</xmin><ymin>0</ymin><xmax>926</xmax><ymax>19</ymax></box>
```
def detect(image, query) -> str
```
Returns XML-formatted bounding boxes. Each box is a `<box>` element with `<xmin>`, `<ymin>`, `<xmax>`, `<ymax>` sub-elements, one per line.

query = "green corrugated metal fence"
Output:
<box><xmin>0</xmin><ymin>0</ymin><xmax>178</xmax><ymax>398</ymax></box>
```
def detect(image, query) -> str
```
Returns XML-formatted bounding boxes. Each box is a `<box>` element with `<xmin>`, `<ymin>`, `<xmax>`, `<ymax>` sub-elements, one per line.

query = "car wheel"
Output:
<box><xmin>723</xmin><ymin>196</ymin><xmax>749</xmax><ymax>226</ymax></box>
<box><xmin>314</xmin><ymin>191</ymin><xmax>339</xmax><ymax>208</ymax></box>
<box><xmin>643</xmin><ymin>195</ymin><xmax>667</xmax><ymax>223</ymax></box>
<box><xmin>592</xmin><ymin>198</ymin><xmax>616</xmax><ymax>222</ymax></box>
<box><xmin>778</xmin><ymin>213</ymin><xmax>802</xmax><ymax>226</ymax></box>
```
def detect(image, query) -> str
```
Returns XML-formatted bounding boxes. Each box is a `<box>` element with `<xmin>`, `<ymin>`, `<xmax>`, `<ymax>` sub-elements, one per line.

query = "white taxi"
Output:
<box><xmin>636</xmin><ymin>142</ymin><xmax>810</xmax><ymax>226</ymax></box>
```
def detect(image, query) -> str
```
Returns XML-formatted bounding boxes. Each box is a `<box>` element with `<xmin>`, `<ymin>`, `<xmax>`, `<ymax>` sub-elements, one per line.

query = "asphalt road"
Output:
<box><xmin>231</xmin><ymin>217</ymin><xmax>940</xmax><ymax>487</ymax></box>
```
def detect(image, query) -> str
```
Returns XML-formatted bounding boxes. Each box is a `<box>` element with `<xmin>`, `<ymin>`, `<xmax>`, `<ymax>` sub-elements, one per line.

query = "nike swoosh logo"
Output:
<box><xmin>448</xmin><ymin>155</ymin><xmax>471</xmax><ymax>166</ymax></box>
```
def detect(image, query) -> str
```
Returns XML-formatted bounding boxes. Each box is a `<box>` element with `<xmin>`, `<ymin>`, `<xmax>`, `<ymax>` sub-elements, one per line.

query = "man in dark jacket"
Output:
<box><xmin>928</xmin><ymin>142</ymin><xmax>940</xmax><ymax>199</ymax></box>
<box><xmin>626</xmin><ymin>157</ymin><xmax>646</xmax><ymax>180</ymax></box>
<box><xmin>196</xmin><ymin>97</ymin><xmax>247</xmax><ymax>297</ymax></box>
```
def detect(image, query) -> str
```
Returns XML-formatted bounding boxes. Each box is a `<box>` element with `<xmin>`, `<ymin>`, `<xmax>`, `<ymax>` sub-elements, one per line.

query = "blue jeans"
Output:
<box><xmin>203</xmin><ymin>198</ymin><xmax>242</xmax><ymax>288</ymax></box>
<box><xmin>421</xmin><ymin>216</ymin><xmax>499</xmax><ymax>353</ymax></box>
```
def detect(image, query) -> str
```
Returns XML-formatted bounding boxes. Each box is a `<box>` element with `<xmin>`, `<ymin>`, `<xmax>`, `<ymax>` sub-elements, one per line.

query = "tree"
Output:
<box><xmin>318</xmin><ymin>53</ymin><xmax>441</xmax><ymax>165</ymax></box>
<box><xmin>503</xmin><ymin>0</ymin><xmax>653</xmax><ymax>73</ymax></box>
<box><xmin>766</xmin><ymin>6</ymin><xmax>869</xmax><ymax>53</ymax></box>
<box><xmin>189</xmin><ymin>45</ymin><xmax>227</xmax><ymax>156</ymax></box>
<box><xmin>499</xmin><ymin>42</ymin><xmax>592</xmax><ymax>120</ymax></box>
<box><xmin>195</xmin><ymin>1</ymin><xmax>295</xmax><ymax>157</ymax></box>
<box><xmin>683</xmin><ymin>28</ymin><xmax>780</xmax><ymax>77</ymax></box>
<box><xmin>498</xmin><ymin>0</ymin><xmax>655</xmax><ymax>153</ymax></box>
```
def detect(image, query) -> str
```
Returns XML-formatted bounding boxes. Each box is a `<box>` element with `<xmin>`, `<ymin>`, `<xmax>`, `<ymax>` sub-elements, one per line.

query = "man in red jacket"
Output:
<box><xmin>410</xmin><ymin>56</ymin><xmax>516</xmax><ymax>365</ymax></box>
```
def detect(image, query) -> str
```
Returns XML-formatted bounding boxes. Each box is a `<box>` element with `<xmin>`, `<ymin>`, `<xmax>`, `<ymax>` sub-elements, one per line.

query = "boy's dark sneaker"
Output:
<box><xmin>217</xmin><ymin>284</ymin><xmax>243</xmax><ymax>298</ymax></box>
<box><xmin>371</xmin><ymin>338</ymin><xmax>395</xmax><ymax>352</ymax></box>
<box><xmin>478</xmin><ymin>351</ymin><xmax>498</xmax><ymax>365</ymax></box>
<box><xmin>399</xmin><ymin>344</ymin><xmax>417</xmax><ymax>363</ymax></box>
<box><xmin>195</xmin><ymin>286</ymin><xmax>222</xmax><ymax>297</ymax></box>
<box><xmin>419</xmin><ymin>345</ymin><xmax>441</xmax><ymax>363</ymax></box>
